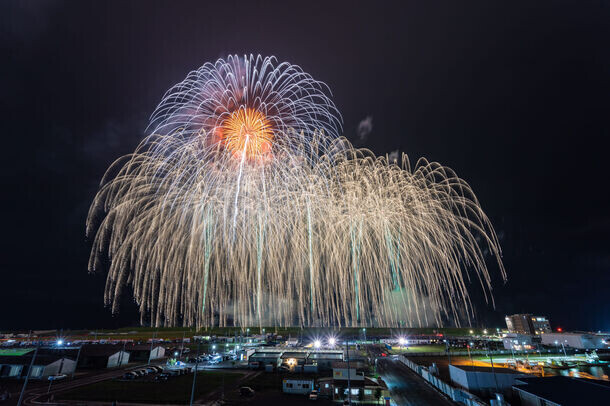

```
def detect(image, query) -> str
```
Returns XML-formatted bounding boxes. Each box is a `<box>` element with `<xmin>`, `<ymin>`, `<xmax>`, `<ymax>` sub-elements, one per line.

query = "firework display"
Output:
<box><xmin>87</xmin><ymin>55</ymin><xmax>505</xmax><ymax>328</ymax></box>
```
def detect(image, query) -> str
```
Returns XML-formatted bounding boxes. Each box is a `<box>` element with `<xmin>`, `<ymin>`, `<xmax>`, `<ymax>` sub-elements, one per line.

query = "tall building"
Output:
<box><xmin>531</xmin><ymin>316</ymin><xmax>551</xmax><ymax>334</ymax></box>
<box><xmin>505</xmin><ymin>314</ymin><xmax>551</xmax><ymax>335</ymax></box>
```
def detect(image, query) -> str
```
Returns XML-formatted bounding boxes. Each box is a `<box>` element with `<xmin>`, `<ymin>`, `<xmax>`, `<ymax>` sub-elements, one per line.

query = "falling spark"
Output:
<box><xmin>87</xmin><ymin>54</ymin><xmax>505</xmax><ymax>328</ymax></box>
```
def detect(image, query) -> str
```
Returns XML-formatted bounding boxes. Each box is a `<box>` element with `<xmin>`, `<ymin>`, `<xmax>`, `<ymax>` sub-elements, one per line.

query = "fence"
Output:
<box><xmin>401</xmin><ymin>350</ymin><xmax>515</xmax><ymax>357</ymax></box>
<box><xmin>398</xmin><ymin>356</ymin><xmax>488</xmax><ymax>406</ymax></box>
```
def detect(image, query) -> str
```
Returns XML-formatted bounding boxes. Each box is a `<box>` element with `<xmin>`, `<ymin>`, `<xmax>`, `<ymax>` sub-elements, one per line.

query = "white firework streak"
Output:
<box><xmin>87</xmin><ymin>55</ymin><xmax>505</xmax><ymax>328</ymax></box>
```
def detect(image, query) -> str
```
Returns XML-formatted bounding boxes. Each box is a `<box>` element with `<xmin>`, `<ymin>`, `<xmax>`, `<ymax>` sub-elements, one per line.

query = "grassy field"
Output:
<box><xmin>389</xmin><ymin>344</ymin><xmax>447</xmax><ymax>354</ymax></box>
<box><xmin>58</xmin><ymin>370</ymin><xmax>243</xmax><ymax>404</ymax></box>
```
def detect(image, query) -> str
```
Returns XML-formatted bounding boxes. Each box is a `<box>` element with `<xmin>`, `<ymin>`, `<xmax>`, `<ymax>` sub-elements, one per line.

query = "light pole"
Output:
<box><xmin>180</xmin><ymin>331</ymin><xmax>186</xmax><ymax>359</ymax></box>
<box><xmin>72</xmin><ymin>345</ymin><xmax>82</xmax><ymax>379</ymax></box>
<box><xmin>486</xmin><ymin>341</ymin><xmax>499</xmax><ymax>393</ymax></box>
<box><xmin>17</xmin><ymin>343</ymin><xmax>39</xmax><ymax>406</ymax></box>
<box><xmin>468</xmin><ymin>343</ymin><xmax>474</xmax><ymax>370</ymax></box>
<box><xmin>189</xmin><ymin>338</ymin><xmax>201</xmax><ymax>406</ymax></box>
<box><xmin>148</xmin><ymin>331</ymin><xmax>157</xmax><ymax>365</ymax></box>
<box><xmin>344</xmin><ymin>339</ymin><xmax>352</xmax><ymax>406</ymax></box>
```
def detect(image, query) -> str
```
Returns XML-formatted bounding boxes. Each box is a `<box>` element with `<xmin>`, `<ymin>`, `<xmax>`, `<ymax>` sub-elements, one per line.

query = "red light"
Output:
<box><xmin>557</xmin><ymin>328</ymin><xmax>562</xmax><ymax>332</ymax></box>
<box><xmin>381</xmin><ymin>353</ymin><xmax>387</xmax><ymax>357</ymax></box>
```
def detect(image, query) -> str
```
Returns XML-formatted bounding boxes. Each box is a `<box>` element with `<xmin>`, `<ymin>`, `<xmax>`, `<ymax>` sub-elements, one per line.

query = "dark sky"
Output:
<box><xmin>1</xmin><ymin>1</ymin><xmax>609</xmax><ymax>331</ymax></box>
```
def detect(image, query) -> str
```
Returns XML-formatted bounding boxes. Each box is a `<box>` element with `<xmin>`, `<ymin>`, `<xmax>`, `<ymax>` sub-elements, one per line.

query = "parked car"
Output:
<box><xmin>47</xmin><ymin>374</ymin><xmax>67</xmax><ymax>381</ymax></box>
<box><xmin>239</xmin><ymin>386</ymin><xmax>255</xmax><ymax>397</ymax></box>
<box><xmin>309</xmin><ymin>389</ymin><xmax>318</xmax><ymax>400</ymax></box>
<box><xmin>122</xmin><ymin>372</ymin><xmax>137</xmax><ymax>380</ymax></box>
<box><xmin>145</xmin><ymin>367</ymin><xmax>157</xmax><ymax>374</ymax></box>
<box><xmin>154</xmin><ymin>373</ymin><xmax>169</xmax><ymax>381</ymax></box>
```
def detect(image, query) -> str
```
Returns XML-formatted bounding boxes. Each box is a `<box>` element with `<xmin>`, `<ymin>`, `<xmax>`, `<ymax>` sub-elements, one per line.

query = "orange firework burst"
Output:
<box><xmin>221</xmin><ymin>107</ymin><xmax>273</xmax><ymax>160</ymax></box>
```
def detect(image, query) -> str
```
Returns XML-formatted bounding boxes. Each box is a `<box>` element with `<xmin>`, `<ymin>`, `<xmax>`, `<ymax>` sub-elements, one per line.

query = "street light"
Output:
<box><xmin>398</xmin><ymin>337</ymin><xmax>406</xmax><ymax>347</ymax></box>
<box><xmin>56</xmin><ymin>340</ymin><xmax>63</xmax><ymax>346</ymax></box>
<box><xmin>314</xmin><ymin>340</ymin><xmax>321</xmax><ymax>349</ymax></box>
<box><xmin>329</xmin><ymin>337</ymin><xmax>336</xmax><ymax>347</ymax></box>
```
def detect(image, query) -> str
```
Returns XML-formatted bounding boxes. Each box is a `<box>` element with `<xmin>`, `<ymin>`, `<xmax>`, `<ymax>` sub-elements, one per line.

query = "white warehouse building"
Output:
<box><xmin>541</xmin><ymin>332</ymin><xmax>608</xmax><ymax>349</ymax></box>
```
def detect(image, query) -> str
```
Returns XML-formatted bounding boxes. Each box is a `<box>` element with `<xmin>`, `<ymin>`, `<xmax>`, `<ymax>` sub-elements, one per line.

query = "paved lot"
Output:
<box><xmin>377</xmin><ymin>358</ymin><xmax>456</xmax><ymax>406</ymax></box>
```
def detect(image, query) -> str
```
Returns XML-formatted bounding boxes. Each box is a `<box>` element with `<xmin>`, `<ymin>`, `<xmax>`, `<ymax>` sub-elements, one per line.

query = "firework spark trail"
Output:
<box><xmin>232</xmin><ymin>134</ymin><xmax>249</xmax><ymax>234</ymax></box>
<box><xmin>87</xmin><ymin>54</ymin><xmax>505</xmax><ymax>328</ymax></box>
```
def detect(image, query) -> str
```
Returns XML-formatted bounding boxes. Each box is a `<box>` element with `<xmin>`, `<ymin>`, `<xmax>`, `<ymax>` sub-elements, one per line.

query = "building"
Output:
<box><xmin>449</xmin><ymin>365</ymin><xmax>528</xmax><ymax>397</ymax></box>
<box><xmin>332</xmin><ymin>361</ymin><xmax>364</xmax><ymax>381</ymax></box>
<box><xmin>125</xmin><ymin>344</ymin><xmax>165</xmax><ymax>362</ymax></box>
<box><xmin>0</xmin><ymin>350</ymin><xmax>76</xmax><ymax>379</ymax></box>
<box><xmin>79</xmin><ymin>345</ymin><xmax>131</xmax><ymax>369</ymax></box>
<box><xmin>285</xmin><ymin>337</ymin><xmax>300</xmax><ymax>347</ymax></box>
<box><xmin>236</xmin><ymin>348</ymin><xmax>256</xmax><ymax>361</ymax></box>
<box><xmin>282</xmin><ymin>378</ymin><xmax>314</xmax><ymax>394</ymax></box>
<box><xmin>281</xmin><ymin>351</ymin><xmax>308</xmax><ymax>371</ymax></box>
<box><xmin>502</xmin><ymin>333</ymin><xmax>534</xmax><ymax>350</ymax></box>
<box><xmin>318</xmin><ymin>365</ymin><xmax>389</xmax><ymax>403</ymax></box>
<box><xmin>306</xmin><ymin>350</ymin><xmax>343</xmax><ymax>371</ymax></box>
<box><xmin>505</xmin><ymin>314</ymin><xmax>551</xmax><ymax>335</ymax></box>
<box><xmin>248</xmin><ymin>351</ymin><xmax>282</xmax><ymax>369</ymax></box>
<box><xmin>540</xmin><ymin>332</ymin><xmax>608</xmax><ymax>350</ymax></box>
<box><xmin>513</xmin><ymin>376</ymin><xmax>610</xmax><ymax>406</ymax></box>
<box><xmin>531</xmin><ymin>316</ymin><xmax>551</xmax><ymax>334</ymax></box>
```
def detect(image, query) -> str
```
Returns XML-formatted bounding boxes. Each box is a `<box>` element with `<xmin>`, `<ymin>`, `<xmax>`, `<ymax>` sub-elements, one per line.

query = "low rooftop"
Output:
<box><xmin>513</xmin><ymin>376</ymin><xmax>610</xmax><ymax>406</ymax></box>
<box><xmin>451</xmin><ymin>364</ymin><xmax>525</xmax><ymax>374</ymax></box>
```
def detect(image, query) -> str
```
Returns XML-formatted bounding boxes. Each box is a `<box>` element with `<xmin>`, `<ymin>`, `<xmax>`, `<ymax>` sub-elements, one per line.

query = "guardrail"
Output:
<box><xmin>398</xmin><ymin>356</ymin><xmax>488</xmax><ymax>406</ymax></box>
<box><xmin>400</xmin><ymin>350</ymin><xmax>516</xmax><ymax>357</ymax></box>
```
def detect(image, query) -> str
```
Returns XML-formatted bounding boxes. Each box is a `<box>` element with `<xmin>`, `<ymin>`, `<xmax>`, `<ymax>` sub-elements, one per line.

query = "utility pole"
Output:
<box><xmin>189</xmin><ymin>339</ymin><xmax>201</xmax><ymax>406</ymax></box>
<box><xmin>72</xmin><ymin>345</ymin><xmax>82</xmax><ymax>379</ymax></box>
<box><xmin>180</xmin><ymin>331</ymin><xmax>186</xmax><ymax>359</ymax></box>
<box><xmin>445</xmin><ymin>340</ymin><xmax>451</xmax><ymax>365</ymax></box>
<box><xmin>467</xmin><ymin>344</ymin><xmax>474</xmax><ymax>370</ymax></box>
<box><xmin>17</xmin><ymin>343</ymin><xmax>39</xmax><ymax>406</ymax></box>
<box><xmin>118</xmin><ymin>340</ymin><xmax>126</xmax><ymax>367</ymax></box>
<box><xmin>486</xmin><ymin>342</ymin><xmax>499</xmax><ymax>393</ymax></box>
<box><xmin>148</xmin><ymin>331</ymin><xmax>157</xmax><ymax>365</ymax></box>
<box><xmin>345</xmin><ymin>339</ymin><xmax>352</xmax><ymax>406</ymax></box>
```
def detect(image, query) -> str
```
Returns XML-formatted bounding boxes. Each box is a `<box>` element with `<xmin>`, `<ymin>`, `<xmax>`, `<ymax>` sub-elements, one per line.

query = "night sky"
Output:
<box><xmin>2</xmin><ymin>1</ymin><xmax>609</xmax><ymax>331</ymax></box>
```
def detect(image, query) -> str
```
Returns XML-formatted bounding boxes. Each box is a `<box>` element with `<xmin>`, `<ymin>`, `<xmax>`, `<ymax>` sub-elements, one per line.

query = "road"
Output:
<box><xmin>377</xmin><ymin>358</ymin><xmax>456</xmax><ymax>406</ymax></box>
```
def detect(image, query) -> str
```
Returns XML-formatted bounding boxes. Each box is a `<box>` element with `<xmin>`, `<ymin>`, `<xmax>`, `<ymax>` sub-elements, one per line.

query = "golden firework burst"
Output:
<box><xmin>221</xmin><ymin>107</ymin><xmax>273</xmax><ymax>159</ymax></box>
